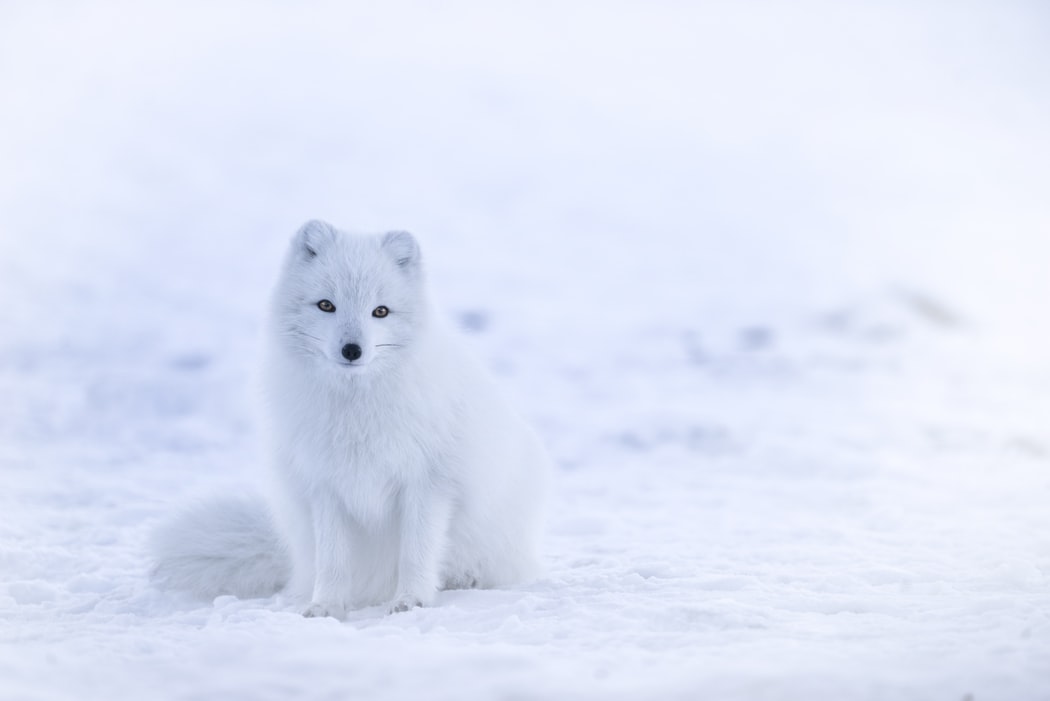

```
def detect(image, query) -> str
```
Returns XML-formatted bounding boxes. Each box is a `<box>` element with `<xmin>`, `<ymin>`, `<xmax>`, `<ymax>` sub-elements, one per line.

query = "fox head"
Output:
<box><xmin>272</xmin><ymin>220</ymin><xmax>427</xmax><ymax>374</ymax></box>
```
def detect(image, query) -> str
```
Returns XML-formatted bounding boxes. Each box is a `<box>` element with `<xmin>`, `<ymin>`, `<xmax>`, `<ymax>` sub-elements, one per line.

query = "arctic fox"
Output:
<box><xmin>151</xmin><ymin>220</ymin><xmax>550</xmax><ymax>617</ymax></box>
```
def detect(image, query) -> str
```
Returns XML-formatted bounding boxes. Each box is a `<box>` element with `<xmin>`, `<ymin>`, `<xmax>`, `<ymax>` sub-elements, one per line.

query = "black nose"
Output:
<box><xmin>341</xmin><ymin>343</ymin><xmax>362</xmax><ymax>361</ymax></box>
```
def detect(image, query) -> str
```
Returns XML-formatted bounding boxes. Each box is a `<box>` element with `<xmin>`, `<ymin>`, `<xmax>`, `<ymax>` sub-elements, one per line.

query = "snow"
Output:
<box><xmin>2</xmin><ymin>2</ymin><xmax>1050</xmax><ymax>699</ymax></box>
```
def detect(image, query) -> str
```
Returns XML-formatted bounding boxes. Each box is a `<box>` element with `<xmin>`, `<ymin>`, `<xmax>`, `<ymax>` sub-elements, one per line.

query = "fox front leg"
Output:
<box><xmin>389</xmin><ymin>485</ymin><xmax>453</xmax><ymax>614</ymax></box>
<box><xmin>302</xmin><ymin>493</ymin><xmax>354</xmax><ymax>620</ymax></box>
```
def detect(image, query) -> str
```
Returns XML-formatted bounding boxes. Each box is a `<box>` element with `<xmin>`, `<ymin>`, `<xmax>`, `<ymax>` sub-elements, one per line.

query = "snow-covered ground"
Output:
<box><xmin>2</xmin><ymin>2</ymin><xmax>1049</xmax><ymax>699</ymax></box>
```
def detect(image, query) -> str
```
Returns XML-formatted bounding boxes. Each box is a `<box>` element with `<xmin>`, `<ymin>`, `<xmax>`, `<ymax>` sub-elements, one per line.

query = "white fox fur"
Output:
<box><xmin>151</xmin><ymin>221</ymin><xmax>550</xmax><ymax>617</ymax></box>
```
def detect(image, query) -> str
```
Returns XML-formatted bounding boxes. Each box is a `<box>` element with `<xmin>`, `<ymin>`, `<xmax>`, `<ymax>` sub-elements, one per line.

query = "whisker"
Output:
<box><xmin>282</xmin><ymin>330</ymin><xmax>324</xmax><ymax>342</ymax></box>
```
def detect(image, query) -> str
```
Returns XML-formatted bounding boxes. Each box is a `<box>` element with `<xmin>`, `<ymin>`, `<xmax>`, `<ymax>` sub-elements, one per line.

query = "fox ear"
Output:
<box><xmin>381</xmin><ymin>230</ymin><xmax>420</xmax><ymax>270</ymax></box>
<box><xmin>294</xmin><ymin>220</ymin><xmax>337</xmax><ymax>259</ymax></box>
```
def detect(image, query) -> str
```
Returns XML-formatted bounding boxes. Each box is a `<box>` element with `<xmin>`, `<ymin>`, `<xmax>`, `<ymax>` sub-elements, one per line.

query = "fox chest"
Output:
<box><xmin>279</xmin><ymin>380</ymin><xmax>458</xmax><ymax>524</ymax></box>
<box><xmin>314</xmin><ymin>422</ymin><xmax>437</xmax><ymax>525</ymax></box>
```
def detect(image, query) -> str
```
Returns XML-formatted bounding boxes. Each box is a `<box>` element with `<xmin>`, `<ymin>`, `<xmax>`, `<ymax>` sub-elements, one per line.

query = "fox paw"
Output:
<box><xmin>302</xmin><ymin>602</ymin><xmax>346</xmax><ymax>620</ymax></box>
<box><xmin>444</xmin><ymin>572</ymin><xmax>478</xmax><ymax>590</ymax></box>
<box><xmin>388</xmin><ymin>597</ymin><xmax>423</xmax><ymax>615</ymax></box>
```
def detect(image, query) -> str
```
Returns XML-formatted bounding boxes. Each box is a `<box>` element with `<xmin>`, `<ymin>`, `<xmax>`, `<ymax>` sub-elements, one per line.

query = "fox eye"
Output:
<box><xmin>317</xmin><ymin>300</ymin><xmax>336</xmax><ymax>313</ymax></box>
<box><xmin>372</xmin><ymin>306</ymin><xmax>389</xmax><ymax>318</ymax></box>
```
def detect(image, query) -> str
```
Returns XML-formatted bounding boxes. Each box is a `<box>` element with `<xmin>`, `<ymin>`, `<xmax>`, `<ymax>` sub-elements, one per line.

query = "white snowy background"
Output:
<box><xmin>2</xmin><ymin>2</ymin><xmax>1049</xmax><ymax>699</ymax></box>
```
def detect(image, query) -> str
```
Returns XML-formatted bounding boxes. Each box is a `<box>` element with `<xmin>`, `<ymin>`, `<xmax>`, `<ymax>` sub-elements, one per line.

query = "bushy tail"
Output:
<box><xmin>150</xmin><ymin>495</ymin><xmax>290</xmax><ymax>600</ymax></box>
